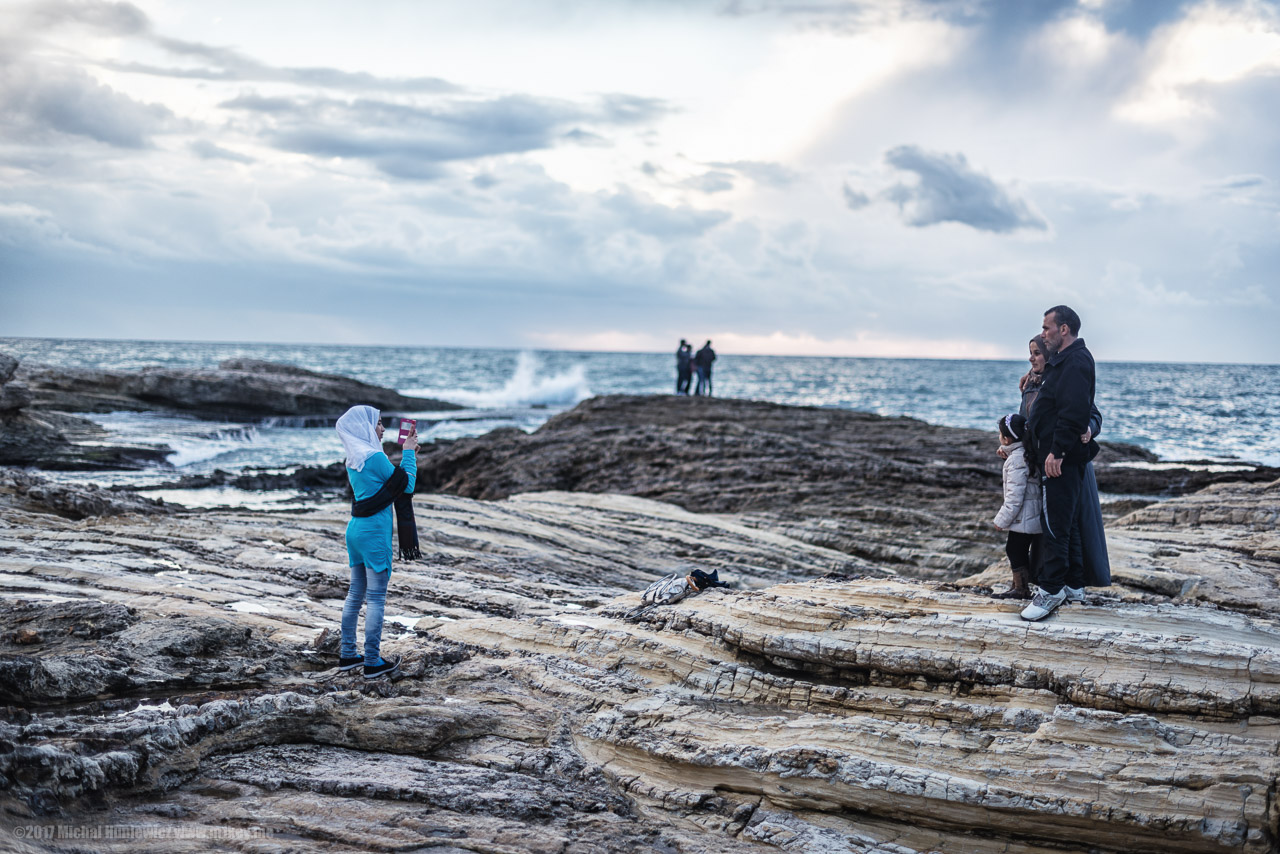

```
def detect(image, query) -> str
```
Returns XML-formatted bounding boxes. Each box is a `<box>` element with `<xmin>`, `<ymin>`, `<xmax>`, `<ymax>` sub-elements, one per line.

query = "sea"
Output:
<box><xmin>3</xmin><ymin>338</ymin><xmax>1277</xmax><ymax>507</ymax></box>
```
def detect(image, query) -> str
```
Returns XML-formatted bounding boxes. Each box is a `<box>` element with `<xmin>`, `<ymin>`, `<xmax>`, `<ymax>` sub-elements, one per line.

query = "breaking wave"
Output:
<box><xmin>406</xmin><ymin>352</ymin><xmax>591</xmax><ymax>410</ymax></box>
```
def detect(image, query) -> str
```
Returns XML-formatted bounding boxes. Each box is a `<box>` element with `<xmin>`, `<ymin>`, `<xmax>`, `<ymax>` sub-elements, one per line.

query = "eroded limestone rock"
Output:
<box><xmin>2</xmin><ymin>470</ymin><xmax>1278</xmax><ymax>852</ymax></box>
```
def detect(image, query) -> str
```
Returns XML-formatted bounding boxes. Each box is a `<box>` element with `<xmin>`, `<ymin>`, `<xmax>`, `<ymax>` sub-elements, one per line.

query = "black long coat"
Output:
<box><xmin>1021</xmin><ymin>363</ymin><xmax>1110</xmax><ymax>587</ymax></box>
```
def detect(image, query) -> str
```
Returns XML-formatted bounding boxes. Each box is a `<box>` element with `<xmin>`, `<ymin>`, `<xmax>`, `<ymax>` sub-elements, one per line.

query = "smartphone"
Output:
<box><xmin>397</xmin><ymin>418</ymin><xmax>417</xmax><ymax>445</ymax></box>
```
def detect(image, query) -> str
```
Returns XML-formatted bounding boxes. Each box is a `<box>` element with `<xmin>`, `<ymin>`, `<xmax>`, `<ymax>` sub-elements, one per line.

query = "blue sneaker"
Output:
<box><xmin>364</xmin><ymin>656</ymin><xmax>401</xmax><ymax>680</ymax></box>
<box><xmin>338</xmin><ymin>656</ymin><xmax>363</xmax><ymax>671</ymax></box>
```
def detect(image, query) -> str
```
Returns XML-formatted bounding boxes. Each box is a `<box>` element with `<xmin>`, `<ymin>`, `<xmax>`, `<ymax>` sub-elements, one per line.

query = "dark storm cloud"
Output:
<box><xmin>719</xmin><ymin>0</ymin><xmax>1198</xmax><ymax>105</ymax></box>
<box><xmin>562</xmin><ymin>128</ymin><xmax>610</xmax><ymax>146</ymax></box>
<box><xmin>0</xmin><ymin>61</ymin><xmax>173</xmax><ymax>148</ymax></box>
<box><xmin>842</xmin><ymin>183</ymin><xmax>870</xmax><ymax>210</ymax></box>
<box><xmin>220</xmin><ymin>93</ymin><xmax>673</xmax><ymax>178</ymax></box>
<box><xmin>599</xmin><ymin>93</ymin><xmax>672</xmax><ymax>125</ymax></box>
<box><xmin>720</xmin><ymin>0</ymin><xmax>1198</xmax><ymax>37</ymax></box>
<box><xmin>219</xmin><ymin>94</ymin><xmax>307</xmax><ymax>115</ymax></box>
<box><xmin>684</xmin><ymin>171</ymin><xmax>736</xmax><ymax>193</ymax></box>
<box><xmin>190</xmin><ymin>139</ymin><xmax>253</xmax><ymax>163</ymax></box>
<box><xmin>109</xmin><ymin>50</ymin><xmax>461</xmax><ymax>95</ymax></box>
<box><xmin>19</xmin><ymin>0</ymin><xmax>460</xmax><ymax>95</ymax></box>
<box><xmin>22</xmin><ymin>0</ymin><xmax>150</xmax><ymax>36</ymax></box>
<box><xmin>1210</xmin><ymin>175</ymin><xmax>1268</xmax><ymax>192</ymax></box>
<box><xmin>603</xmin><ymin>189</ymin><xmax>730</xmax><ymax>238</ymax></box>
<box><xmin>1085</xmin><ymin>0</ymin><xmax>1203</xmax><ymax>40</ymax></box>
<box><xmin>881</xmin><ymin>145</ymin><xmax>1046</xmax><ymax>233</ymax></box>
<box><xmin>706</xmin><ymin>160</ymin><xmax>798</xmax><ymax>187</ymax></box>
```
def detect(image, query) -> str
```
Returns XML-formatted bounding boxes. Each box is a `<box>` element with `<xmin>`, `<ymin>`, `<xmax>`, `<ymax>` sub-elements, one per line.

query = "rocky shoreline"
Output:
<box><xmin>2</xmin><ymin>380</ymin><xmax>1279</xmax><ymax>852</ymax></box>
<box><xmin>0</xmin><ymin>352</ymin><xmax>460</xmax><ymax>470</ymax></box>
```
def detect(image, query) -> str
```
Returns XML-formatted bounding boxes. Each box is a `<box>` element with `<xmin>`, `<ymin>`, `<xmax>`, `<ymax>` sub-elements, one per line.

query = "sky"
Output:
<box><xmin>1</xmin><ymin>0</ymin><xmax>1278</xmax><ymax>363</ymax></box>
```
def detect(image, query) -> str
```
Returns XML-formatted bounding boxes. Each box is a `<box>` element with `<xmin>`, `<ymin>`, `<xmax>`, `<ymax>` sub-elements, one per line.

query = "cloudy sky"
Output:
<box><xmin>1</xmin><ymin>0</ymin><xmax>1278</xmax><ymax>362</ymax></box>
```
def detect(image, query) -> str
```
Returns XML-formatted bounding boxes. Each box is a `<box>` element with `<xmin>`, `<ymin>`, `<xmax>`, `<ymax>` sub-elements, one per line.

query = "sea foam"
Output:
<box><xmin>404</xmin><ymin>352</ymin><xmax>591</xmax><ymax>409</ymax></box>
<box><xmin>165</xmin><ymin>426</ymin><xmax>259</xmax><ymax>467</ymax></box>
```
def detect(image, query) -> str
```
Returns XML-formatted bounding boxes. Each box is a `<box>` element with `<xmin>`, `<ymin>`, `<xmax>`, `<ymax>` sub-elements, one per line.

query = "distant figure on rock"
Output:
<box><xmin>694</xmin><ymin>341</ymin><xmax>716</xmax><ymax>396</ymax></box>
<box><xmin>991</xmin><ymin>413</ymin><xmax>1041</xmax><ymax>600</ymax></box>
<box><xmin>675</xmin><ymin>339</ymin><xmax>693</xmax><ymax>395</ymax></box>
<box><xmin>335</xmin><ymin>405</ymin><xmax>418</xmax><ymax>679</ymax></box>
<box><xmin>1021</xmin><ymin>306</ymin><xmax>1107</xmax><ymax>622</ymax></box>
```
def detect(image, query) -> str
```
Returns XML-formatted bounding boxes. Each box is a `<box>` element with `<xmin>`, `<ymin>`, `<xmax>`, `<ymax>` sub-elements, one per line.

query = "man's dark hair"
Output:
<box><xmin>1044</xmin><ymin>305</ymin><xmax>1081</xmax><ymax>336</ymax></box>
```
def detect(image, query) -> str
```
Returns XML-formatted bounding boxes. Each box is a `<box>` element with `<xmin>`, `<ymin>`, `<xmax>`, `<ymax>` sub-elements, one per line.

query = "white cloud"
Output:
<box><xmin>0</xmin><ymin>0</ymin><xmax>1277</xmax><ymax>363</ymax></box>
<box><xmin>686</xmin><ymin>330</ymin><xmax>1007</xmax><ymax>359</ymax></box>
<box><xmin>1102</xmin><ymin>260</ymin><xmax>1204</xmax><ymax>305</ymax></box>
<box><xmin>1037</xmin><ymin>14</ymin><xmax>1121</xmax><ymax>69</ymax></box>
<box><xmin>1118</xmin><ymin>2</ymin><xmax>1280</xmax><ymax>123</ymax></box>
<box><xmin>674</xmin><ymin>14</ymin><xmax>958</xmax><ymax>162</ymax></box>
<box><xmin>526</xmin><ymin>328</ymin><xmax>1010</xmax><ymax>359</ymax></box>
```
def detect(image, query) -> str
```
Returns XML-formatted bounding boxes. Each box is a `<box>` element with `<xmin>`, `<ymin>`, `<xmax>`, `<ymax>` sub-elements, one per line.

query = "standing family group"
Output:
<box><xmin>675</xmin><ymin>339</ymin><xmax>716</xmax><ymax>396</ymax></box>
<box><xmin>992</xmin><ymin>304</ymin><xmax>1110</xmax><ymax>622</ymax></box>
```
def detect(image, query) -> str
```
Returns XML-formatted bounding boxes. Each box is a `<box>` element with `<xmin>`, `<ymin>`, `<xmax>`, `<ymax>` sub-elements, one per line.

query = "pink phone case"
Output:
<box><xmin>397</xmin><ymin>419</ymin><xmax>417</xmax><ymax>445</ymax></box>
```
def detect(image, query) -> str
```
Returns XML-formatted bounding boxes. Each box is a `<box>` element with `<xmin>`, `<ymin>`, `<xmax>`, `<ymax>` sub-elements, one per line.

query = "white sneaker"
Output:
<box><xmin>1020</xmin><ymin>589</ymin><xmax>1067</xmax><ymax>622</ymax></box>
<box><xmin>1064</xmin><ymin>586</ymin><xmax>1085</xmax><ymax>603</ymax></box>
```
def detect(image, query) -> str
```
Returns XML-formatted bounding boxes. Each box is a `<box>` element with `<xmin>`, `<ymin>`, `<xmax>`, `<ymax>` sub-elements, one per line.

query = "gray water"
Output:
<box><xmin>3</xmin><ymin>338</ymin><xmax>1277</xmax><ymax>493</ymax></box>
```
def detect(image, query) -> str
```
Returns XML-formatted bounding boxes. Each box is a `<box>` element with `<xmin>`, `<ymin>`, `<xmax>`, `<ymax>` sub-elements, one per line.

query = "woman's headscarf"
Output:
<box><xmin>336</xmin><ymin>405</ymin><xmax>382</xmax><ymax>472</ymax></box>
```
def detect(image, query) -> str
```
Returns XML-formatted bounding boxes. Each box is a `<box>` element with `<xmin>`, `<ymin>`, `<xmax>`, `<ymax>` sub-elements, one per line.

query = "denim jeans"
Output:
<box><xmin>340</xmin><ymin>564</ymin><xmax>390</xmax><ymax>666</ymax></box>
<box><xmin>694</xmin><ymin>368</ymin><xmax>712</xmax><ymax>396</ymax></box>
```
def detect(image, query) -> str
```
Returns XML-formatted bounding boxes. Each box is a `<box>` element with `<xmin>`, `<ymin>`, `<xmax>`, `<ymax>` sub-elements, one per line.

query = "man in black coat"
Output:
<box><xmin>694</xmin><ymin>341</ymin><xmax>716</xmax><ymax>396</ymax></box>
<box><xmin>1022</xmin><ymin>305</ymin><xmax>1101</xmax><ymax>622</ymax></box>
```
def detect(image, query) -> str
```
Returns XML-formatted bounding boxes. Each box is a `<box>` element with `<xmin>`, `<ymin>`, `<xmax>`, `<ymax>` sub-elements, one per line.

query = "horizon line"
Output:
<box><xmin>1</xmin><ymin>334</ymin><xmax>1276</xmax><ymax>368</ymax></box>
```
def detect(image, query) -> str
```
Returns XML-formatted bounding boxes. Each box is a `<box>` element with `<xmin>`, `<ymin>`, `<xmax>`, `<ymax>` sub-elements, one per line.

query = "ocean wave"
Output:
<box><xmin>404</xmin><ymin>352</ymin><xmax>591</xmax><ymax>410</ymax></box>
<box><xmin>165</xmin><ymin>427</ymin><xmax>259</xmax><ymax>467</ymax></box>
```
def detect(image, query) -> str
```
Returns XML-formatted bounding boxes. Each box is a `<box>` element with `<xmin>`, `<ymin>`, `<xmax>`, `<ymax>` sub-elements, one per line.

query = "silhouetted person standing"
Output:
<box><xmin>694</xmin><ymin>341</ymin><xmax>716</xmax><ymax>396</ymax></box>
<box><xmin>675</xmin><ymin>339</ymin><xmax>693</xmax><ymax>394</ymax></box>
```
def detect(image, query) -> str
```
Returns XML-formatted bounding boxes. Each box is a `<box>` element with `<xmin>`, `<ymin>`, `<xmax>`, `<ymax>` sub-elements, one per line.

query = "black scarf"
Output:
<box><xmin>351</xmin><ymin>466</ymin><xmax>421</xmax><ymax>561</ymax></box>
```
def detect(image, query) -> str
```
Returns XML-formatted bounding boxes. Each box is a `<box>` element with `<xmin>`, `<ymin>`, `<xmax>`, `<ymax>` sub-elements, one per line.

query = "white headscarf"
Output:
<box><xmin>336</xmin><ymin>405</ymin><xmax>382</xmax><ymax>472</ymax></box>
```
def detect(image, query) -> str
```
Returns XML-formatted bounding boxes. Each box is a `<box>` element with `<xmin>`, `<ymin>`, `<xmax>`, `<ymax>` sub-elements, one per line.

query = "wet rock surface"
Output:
<box><xmin>135</xmin><ymin>461</ymin><xmax>352</xmax><ymax>495</ymax></box>
<box><xmin>3</xmin><ymin>356</ymin><xmax>168</xmax><ymax>469</ymax></box>
<box><xmin>1</xmin><ymin>471</ymin><xmax>169</xmax><ymax>520</ymax></box>
<box><xmin>10</xmin><ymin>354</ymin><xmax>460</xmax><ymax>419</ymax></box>
<box><xmin>1</xmin><ymin>351</ymin><xmax>460</xmax><ymax>470</ymax></box>
<box><xmin>2</xmin><ymin>397</ymin><xmax>1279</xmax><ymax>853</ymax></box>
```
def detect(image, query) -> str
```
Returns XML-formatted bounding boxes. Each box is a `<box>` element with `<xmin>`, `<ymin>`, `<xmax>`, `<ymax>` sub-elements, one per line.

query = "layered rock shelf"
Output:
<box><xmin>9</xmin><ymin>355</ymin><xmax>460</xmax><ymax>420</ymax></box>
<box><xmin>1</xmin><ymin>395</ymin><xmax>1278</xmax><ymax>853</ymax></box>
<box><xmin>2</xmin><ymin>487</ymin><xmax>1278</xmax><ymax>850</ymax></box>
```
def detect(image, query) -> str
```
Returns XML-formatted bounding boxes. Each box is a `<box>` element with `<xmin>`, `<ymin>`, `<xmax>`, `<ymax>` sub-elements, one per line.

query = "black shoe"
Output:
<box><xmin>364</xmin><ymin>656</ymin><xmax>401</xmax><ymax>680</ymax></box>
<box><xmin>338</xmin><ymin>656</ymin><xmax>363</xmax><ymax>671</ymax></box>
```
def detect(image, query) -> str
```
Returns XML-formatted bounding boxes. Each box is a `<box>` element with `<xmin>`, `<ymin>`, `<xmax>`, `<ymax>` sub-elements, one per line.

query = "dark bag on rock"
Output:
<box><xmin>640</xmin><ymin>568</ymin><xmax>727</xmax><ymax>606</ymax></box>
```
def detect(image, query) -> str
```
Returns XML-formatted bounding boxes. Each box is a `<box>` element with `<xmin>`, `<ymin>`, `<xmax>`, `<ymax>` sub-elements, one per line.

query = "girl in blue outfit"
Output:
<box><xmin>335</xmin><ymin>405</ymin><xmax>417</xmax><ymax>679</ymax></box>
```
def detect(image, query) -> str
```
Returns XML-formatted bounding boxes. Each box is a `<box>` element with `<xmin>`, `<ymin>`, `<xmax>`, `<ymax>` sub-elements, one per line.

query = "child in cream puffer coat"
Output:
<box><xmin>991</xmin><ymin>413</ymin><xmax>1042</xmax><ymax>600</ymax></box>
